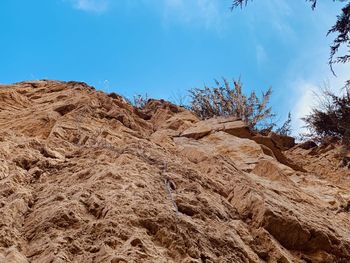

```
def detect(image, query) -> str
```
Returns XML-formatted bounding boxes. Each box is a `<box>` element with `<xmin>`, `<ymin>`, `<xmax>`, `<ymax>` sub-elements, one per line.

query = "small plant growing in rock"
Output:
<box><xmin>170</xmin><ymin>90</ymin><xmax>188</xmax><ymax>108</ymax></box>
<box><xmin>132</xmin><ymin>94</ymin><xmax>149</xmax><ymax>109</ymax></box>
<box><xmin>189</xmin><ymin>78</ymin><xmax>275</xmax><ymax>130</ymax></box>
<box><xmin>276</xmin><ymin>112</ymin><xmax>292</xmax><ymax>136</ymax></box>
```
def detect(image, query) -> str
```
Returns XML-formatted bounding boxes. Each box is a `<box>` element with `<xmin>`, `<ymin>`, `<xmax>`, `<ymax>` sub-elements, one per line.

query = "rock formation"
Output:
<box><xmin>0</xmin><ymin>80</ymin><xmax>349</xmax><ymax>263</ymax></box>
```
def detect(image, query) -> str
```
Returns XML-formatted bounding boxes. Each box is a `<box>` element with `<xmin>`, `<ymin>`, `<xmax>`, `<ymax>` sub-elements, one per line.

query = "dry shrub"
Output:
<box><xmin>302</xmin><ymin>87</ymin><xmax>350</xmax><ymax>146</ymax></box>
<box><xmin>189</xmin><ymin>78</ymin><xmax>275</xmax><ymax>130</ymax></box>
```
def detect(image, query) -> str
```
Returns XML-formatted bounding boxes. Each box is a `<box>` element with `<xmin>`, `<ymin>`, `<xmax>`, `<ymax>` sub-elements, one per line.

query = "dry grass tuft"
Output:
<box><xmin>189</xmin><ymin>78</ymin><xmax>275</xmax><ymax>130</ymax></box>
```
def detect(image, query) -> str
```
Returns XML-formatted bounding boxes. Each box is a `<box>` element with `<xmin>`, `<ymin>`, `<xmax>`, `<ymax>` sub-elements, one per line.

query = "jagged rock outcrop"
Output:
<box><xmin>180</xmin><ymin>117</ymin><xmax>252</xmax><ymax>140</ymax></box>
<box><xmin>180</xmin><ymin>117</ymin><xmax>302</xmax><ymax>172</ymax></box>
<box><xmin>286</xmin><ymin>139</ymin><xmax>350</xmax><ymax>181</ymax></box>
<box><xmin>0</xmin><ymin>80</ymin><xmax>350</xmax><ymax>263</ymax></box>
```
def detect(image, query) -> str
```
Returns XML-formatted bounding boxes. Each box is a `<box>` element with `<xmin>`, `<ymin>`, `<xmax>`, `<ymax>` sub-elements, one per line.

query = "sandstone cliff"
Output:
<box><xmin>0</xmin><ymin>80</ymin><xmax>349</xmax><ymax>263</ymax></box>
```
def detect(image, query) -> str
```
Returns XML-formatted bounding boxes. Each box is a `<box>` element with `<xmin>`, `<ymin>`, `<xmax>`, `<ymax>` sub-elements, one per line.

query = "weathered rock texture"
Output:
<box><xmin>0</xmin><ymin>80</ymin><xmax>350</xmax><ymax>263</ymax></box>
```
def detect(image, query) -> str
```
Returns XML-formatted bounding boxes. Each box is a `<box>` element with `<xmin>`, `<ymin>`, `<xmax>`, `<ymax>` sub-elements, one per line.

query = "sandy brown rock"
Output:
<box><xmin>252</xmin><ymin>134</ymin><xmax>305</xmax><ymax>172</ymax></box>
<box><xmin>1</xmin><ymin>80</ymin><xmax>350</xmax><ymax>263</ymax></box>
<box><xmin>179</xmin><ymin>117</ymin><xmax>301</xmax><ymax>172</ymax></box>
<box><xmin>180</xmin><ymin>117</ymin><xmax>251</xmax><ymax>140</ymax></box>
<box><xmin>268</xmin><ymin>132</ymin><xmax>295</xmax><ymax>150</ymax></box>
<box><xmin>287</xmin><ymin>140</ymin><xmax>350</xmax><ymax>182</ymax></box>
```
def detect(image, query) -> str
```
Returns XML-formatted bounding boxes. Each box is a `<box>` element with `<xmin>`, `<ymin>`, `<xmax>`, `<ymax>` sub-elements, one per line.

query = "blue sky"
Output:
<box><xmin>0</xmin><ymin>0</ymin><xmax>349</xmax><ymax>132</ymax></box>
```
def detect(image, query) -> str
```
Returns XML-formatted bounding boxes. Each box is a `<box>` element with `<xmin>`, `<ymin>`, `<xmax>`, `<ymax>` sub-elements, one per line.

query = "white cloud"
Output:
<box><xmin>64</xmin><ymin>0</ymin><xmax>225</xmax><ymax>27</ymax></box>
<box><xmin>66</xmin><ymin>0</ymin><xmax>109</xmax><ymax>13</ymax></box>
<box><xmin>291</xmin><ymin>80</ymin><xmax>319</xmax><ymax>135</ymax></box>
<box><xmin>256</xmin><ymin>44</ymin><xmax>268</xmax><ymax>66</ymax></box>
<box><xmin>159</xmin><ymin>0</ymin><xmax>225</xmax><ymax>30</ymax></box>
<box><xmin>261</xmin><ymin>0</ymin><xmax>293</xmax><ymax>33</ymax></box>
<box><xmin>288</xmin><ymin>61</ymin><xmax>350</xmax><ymax>136</ymax></box>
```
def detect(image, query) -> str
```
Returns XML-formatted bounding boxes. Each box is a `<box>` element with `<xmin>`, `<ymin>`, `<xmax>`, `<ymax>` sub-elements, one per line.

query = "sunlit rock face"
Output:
<box><xmin>0</xmin><ymin>80</ymin><xmax>349</xmax><ymax>263</ymax></box>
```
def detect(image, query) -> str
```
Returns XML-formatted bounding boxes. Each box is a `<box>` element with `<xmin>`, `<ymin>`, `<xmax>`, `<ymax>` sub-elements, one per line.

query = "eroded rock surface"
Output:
<box><xmin>0</xmin><ymin>80</ymin><xmax>350</xmax><ymax>263</ymax></box>
<box><xmin>180</xmin><ymin>117</ymin><xmax>251</xmax><ymax>140</ymax></box>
